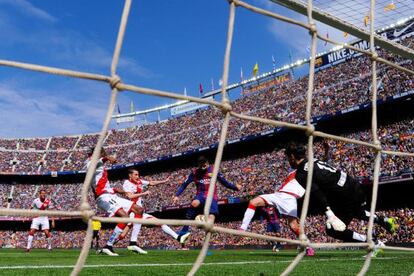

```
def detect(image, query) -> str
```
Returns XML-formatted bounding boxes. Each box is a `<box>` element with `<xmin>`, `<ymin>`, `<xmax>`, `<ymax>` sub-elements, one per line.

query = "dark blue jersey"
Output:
<box><xmin>263</xmin><ymin>206</ymin><xmax>281</xmax><ymax>224</ymax></box>
<box><xmin>175</xmin><ymin>165</ymin><xmax>238</xmax><ymax>199</ymax></box>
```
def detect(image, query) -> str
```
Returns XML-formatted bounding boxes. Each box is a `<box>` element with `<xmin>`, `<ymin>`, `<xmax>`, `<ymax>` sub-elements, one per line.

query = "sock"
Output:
<box><xmin>240</xmin><ymin>204</ymin><xmax>256</xmax><ymax>231</ymax></box>
<box><xmin>116</xmin><ymin>223</ymin><xmax>127</xmax><ymax>230</ymax></box>
<box><xmin>130</xmin><ymin>223</ymin><xmax>142</xmax><ymax>243</ymax></box>
<box><xmin>27</xmin><ymin>235</ymin><xmax>33</xmax><ymax>249</ymax></box>
<box><xmin>352</xmin><ymin>231</ymin><xmax>367</xmax><ymax>242</ymax></box>
<box><xmin>107</xmin><ymin>226</ymin><xmax>123</xmax><ymax>246</ymax></box>
<box><xmin>326</xmin><ymin>228</ymin><xmax>366</xmax><ymax>242</ymax></box>
<box><xmin>179</xmin><ymin>207</ymin><xmax>197</xmax><ymax>235</ymax></box>
<box><xmin>161</xmin><ymin>225</ymin><xmax>178</xmax><ymax>239</ymax></box>
<box><xmin>47</xmin><ymin>237</ymin><xmax>52</xmax><ymax>249</ymax></box>
<box><xmin>179</xmin><ymin>226</ymin><xmax>190</xmax><ymax>235</ymax></box>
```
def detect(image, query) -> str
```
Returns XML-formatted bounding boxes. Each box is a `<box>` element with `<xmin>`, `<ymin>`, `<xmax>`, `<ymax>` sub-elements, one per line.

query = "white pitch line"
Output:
<box><xmin>0</xmin><ymin>256</ymin><xmax>412</xmax><ymax>270</ymax></box>
<box><xmin>0</xmin><ymin>261</ymin><xmax>272</xmax><ymax>270</ymax></box>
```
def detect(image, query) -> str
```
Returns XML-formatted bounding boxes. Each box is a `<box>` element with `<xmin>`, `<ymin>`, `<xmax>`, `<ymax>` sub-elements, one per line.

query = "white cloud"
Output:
<box><xmin>0</xmin><ymin>81</ymin><xmax>112</xmax><ymax>138</ymax></box>
<box><xmin>0</xmin><ymin>4</ymin><xmax>157</xmax><ymax>80</ymax></box>
<box><xmin>266</xmin><ymin>12</ymin><xmax>310</xmax><ymax>56</ymax></box>
<box><xmin>0</xmin><ymin>2</ymin><xmax>161</xmax><ymax>138</ymax></box>
<box><xmin>259</xmin><ymin>0</ymin><xmax>353</xmax><ymax>57</ymax></box>
<box><xmin>36</xmin><ymin>30</ymin><xmax>159</xmax><ymax>78</ymax></box>
<box><xmin>0</xmin><ymin>0</ymin><xmax>57</xmax><ymax>22</ymax></box>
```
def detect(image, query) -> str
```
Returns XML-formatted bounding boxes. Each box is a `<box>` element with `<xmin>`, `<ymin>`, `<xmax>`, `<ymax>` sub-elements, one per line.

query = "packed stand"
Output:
<box><xmin>0</xmin><ymin>37</ymin><xmax>413</xmax><ymax>173</ymax></box>
<box><xmin>49</xmin><ymin>136</ymin><xmax>78</xmax><ymax>150</ymax></box>
<box><xmin>0</xmin><ymin>151</ymin><xmax>15</xmax><ymax>172</ymax></box>
<box><xmin>0</xmin><ymin>139</ymin><xmax>17</xmax><ymax>150</ymax></box>
<box><xmin>0</xmin><ymin>208</ymin><xmax>412</xmax><ymax>249</ymax></box>
<box><xmin>17</xmin><ymin>138</ymin><xmax>48</xmax><ymax>151</ymax></box>
<box><xmin>1</xmin><ymin>125</ymin><xmax>413</xmax><ymax>214</ymax></box>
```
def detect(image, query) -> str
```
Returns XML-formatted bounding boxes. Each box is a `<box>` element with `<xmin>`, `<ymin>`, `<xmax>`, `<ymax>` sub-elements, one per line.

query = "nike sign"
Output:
<box><xmin>393</xmin><ymin>21</ymin><xmax>414</xmax><ymax>38</ymax></box>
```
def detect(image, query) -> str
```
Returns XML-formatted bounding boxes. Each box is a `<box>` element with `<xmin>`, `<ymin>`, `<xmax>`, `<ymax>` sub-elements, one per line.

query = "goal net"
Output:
<box><xmin>0</xmin><ymin>0</ymin><xmax>413</xmax><ymax>275</ymax></box>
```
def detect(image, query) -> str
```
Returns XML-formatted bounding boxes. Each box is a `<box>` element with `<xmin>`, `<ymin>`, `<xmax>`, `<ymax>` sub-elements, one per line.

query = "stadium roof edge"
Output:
<box><xmin>113</xmin><ymin>13</ymin><xmax>414</xmax><ymax>119</ymax></box>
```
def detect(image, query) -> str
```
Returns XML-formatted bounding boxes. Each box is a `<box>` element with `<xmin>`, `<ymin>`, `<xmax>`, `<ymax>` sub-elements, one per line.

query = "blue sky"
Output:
<box><xmin>0</xmin><ymin>0</ymin><xmax>405</xmax><ymax>138</ymax></box>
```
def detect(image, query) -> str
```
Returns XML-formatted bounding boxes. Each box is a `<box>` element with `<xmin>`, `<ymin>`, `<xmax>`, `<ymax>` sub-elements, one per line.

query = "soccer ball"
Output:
<box><xmin>195</xmin><ymin>215</ymin><xmax>206</xmax><ymax>222</ymax></box>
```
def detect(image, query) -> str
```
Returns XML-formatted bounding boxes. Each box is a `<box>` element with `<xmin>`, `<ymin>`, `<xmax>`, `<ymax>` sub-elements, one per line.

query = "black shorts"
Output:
<box><xmin>330</xmin><ymin>178</ymin><xmax>367</xmax><ymax>225</ymax></box>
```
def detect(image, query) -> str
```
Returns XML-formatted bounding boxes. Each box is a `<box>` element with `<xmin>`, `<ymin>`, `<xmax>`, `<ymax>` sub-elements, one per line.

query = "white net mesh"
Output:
<box><xmin>299</xmin><ymin>0</ymin><xmax>414</xmax><ymax>31</ymax></box>
<box><xmin>0</xmin><ymin>0</ymin><xmax>413</xmax><ymax>275</ymax></box>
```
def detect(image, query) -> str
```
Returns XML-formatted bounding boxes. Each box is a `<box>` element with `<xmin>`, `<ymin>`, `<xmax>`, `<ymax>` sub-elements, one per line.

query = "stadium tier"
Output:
<box><xmin>1</xmin><ymin>124</ymin><xmax>414</xmax><ymax>214</ymax></box>
<box><xmin>0</xmin><ymin>36</ymin><xmax>413</xmax><ymax>175</ymax></box>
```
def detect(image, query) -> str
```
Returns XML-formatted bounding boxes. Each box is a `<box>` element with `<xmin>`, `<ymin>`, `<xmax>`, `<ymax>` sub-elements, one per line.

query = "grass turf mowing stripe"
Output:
<box><xmin>0</xmin><ymin>256</ymin><xmax>410</xmax><ymax>270</ymax></box>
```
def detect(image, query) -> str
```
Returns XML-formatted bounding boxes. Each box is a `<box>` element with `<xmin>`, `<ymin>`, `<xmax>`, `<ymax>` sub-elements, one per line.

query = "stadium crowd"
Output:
<box><xmin>0</xmin><ymin>208</ymin><xmax>412</xmax><ymax>249</ymax></box>
<box><xmin>0</xmin><ymin>37</ymin><xmax>413</xmax><ymax>173</ymax></box>
<box><xmin>1</xmin><ymin>119</ymin><xmax>413</xmax><ymax>212</ymax></box>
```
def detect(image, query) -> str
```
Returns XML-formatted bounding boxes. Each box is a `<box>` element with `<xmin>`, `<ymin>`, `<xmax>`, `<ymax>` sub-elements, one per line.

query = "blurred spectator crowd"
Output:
<box><xmin>1</xmin><ymin>124</ymin><xmax>413</xmax><ymax>212</ymax></box>
<box><xmin>0</xmin><ymin>37</ymin><xmax>412</xmax><ymax>174</ymax></box>
<box><xmin>0</xmin><ymin>208</ymin><xmax>412</xmax><ymax>249</ymax></box>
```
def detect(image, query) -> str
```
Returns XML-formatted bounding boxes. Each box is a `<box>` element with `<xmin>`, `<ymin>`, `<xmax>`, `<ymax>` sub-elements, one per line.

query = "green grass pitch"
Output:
<box><xmin>0</xmin><ymin>248</ymin><xmax>413</xmax><ymax>275</ymax></box>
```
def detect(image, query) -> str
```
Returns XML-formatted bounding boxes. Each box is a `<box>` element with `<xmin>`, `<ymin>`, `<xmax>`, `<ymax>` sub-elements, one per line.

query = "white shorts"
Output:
<box><xmin>96</xmin><ymin>194</ymin><xmax>134</xmax><ymax>217</ymax></box>
<box><xmin>30</xmin><ymin>217</ymin><xmax>50</xmax><ymax>230</ymax></box>
<box><xmin>259</xmin><ymin>192</ymin><xmax>298</xmax><ymax>218</ymax></box>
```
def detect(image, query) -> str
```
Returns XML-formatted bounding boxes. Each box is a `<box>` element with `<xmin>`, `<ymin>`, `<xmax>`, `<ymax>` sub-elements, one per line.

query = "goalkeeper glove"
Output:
<box><xmin>325</xmin><ymin>207</ymin><xmax>346</xmax><ymax>231</ymax></box>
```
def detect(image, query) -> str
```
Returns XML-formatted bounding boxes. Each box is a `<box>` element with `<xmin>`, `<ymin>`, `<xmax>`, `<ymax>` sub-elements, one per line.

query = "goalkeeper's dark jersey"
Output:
<box><xmin>294</xmin><ymin>159</ymin><xmax>365</xmax><ymax>210</ymax></box>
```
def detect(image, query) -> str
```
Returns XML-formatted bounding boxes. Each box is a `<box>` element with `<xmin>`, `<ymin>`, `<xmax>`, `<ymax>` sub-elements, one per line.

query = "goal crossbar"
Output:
<box><xmin>271</xmin><ymin>0</ymin><xmax>414</xmax><ymax>60</ymax></box>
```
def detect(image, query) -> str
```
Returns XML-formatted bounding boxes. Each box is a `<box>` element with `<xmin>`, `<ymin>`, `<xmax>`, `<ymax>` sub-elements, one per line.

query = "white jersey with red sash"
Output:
<box><xmin>258</xmin><ymin>170</ymin><xmax>306</xmax><ymax>218</ymax></box>
<box><xmin>85</xmin><ymin>158</ymin><xmax>134</xmax><ymax>217</ymax></box>
<box><xmin>277</xmin><ymin>170</ymin><xmax>306</xmax><ymax>199</ymax></box>
<box><xmin>123</xmin><ymin>179</ymin><xmax>150</xmax><ymax>207</ymax></box>
<box><xmin>32</xmin><ymin>198</ymin><xmax>51</xmax><ymax>219</ymax></box>
<box><xmin>86</xmin><ymin>157</ymin><xmax>115</xmax><ymax>197</ymax></box>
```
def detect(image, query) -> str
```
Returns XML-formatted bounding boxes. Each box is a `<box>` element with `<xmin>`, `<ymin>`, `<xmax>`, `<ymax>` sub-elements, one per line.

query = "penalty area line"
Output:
<box><xmin>0</xmin><ymin>256</ymin><xmax>410</xmax><ymax>270</ymax></box>
<box><xmin>0</xmin><ymin>261</ymin><xmax>271</xmax><ymax>270</ymax></box>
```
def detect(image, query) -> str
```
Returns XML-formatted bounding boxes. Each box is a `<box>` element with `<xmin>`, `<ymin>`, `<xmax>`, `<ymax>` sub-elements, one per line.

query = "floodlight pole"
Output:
<box><xmin>270</xmin><ymin>0</ymin><xmax>414</xmax><ymax>60</ymax></box>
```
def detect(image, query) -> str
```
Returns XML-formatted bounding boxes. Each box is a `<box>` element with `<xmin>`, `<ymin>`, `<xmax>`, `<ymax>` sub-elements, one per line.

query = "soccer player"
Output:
<box><xmin>91</xmin><ymin>220</ymin><xmax>101</xmax><ymax>252</ymax></box>
<box><xmin>26</xmin><ymin>189</ymin><xmax>55</xmax><ymax>252</ymax></box>
<box><xmin>262</xmin><ymin>206</ymin><xmax>283</xmax><ymax>252</ymax></box>
<box><xmin>284</xmin><ymin>142</ymin><xmax>396</xmax><ymax>252</ymax></box>
<box><xmin>173</xmin><ymin>156</ymin><xmax>241</xmax><ymax>246</ymax></box>
<box><xmin>240</xmin><ymin>169</ymin><xmax>305</xmax><ymax>241</ymax></box>
<box><xmin>86</xmin><ymin>147</ymin><xmax>144</xmax><ymax>256</ymax></box>
<box><xmin>120</xmin><ymin>168</ymin><xmax>183</xmax><ymax>254</ymax></box>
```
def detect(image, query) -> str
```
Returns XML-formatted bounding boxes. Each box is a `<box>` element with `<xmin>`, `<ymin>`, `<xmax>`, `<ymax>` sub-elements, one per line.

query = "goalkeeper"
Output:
<box><xmin>285</xmin><ymin>142</ymin><xmax>397</xmax><ymax>244</ymax></box>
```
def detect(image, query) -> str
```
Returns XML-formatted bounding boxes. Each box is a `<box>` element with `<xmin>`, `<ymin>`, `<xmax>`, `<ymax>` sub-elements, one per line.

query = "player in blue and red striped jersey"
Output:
<box><xmin>173</xmin><ymin>156</ymin><xmax>241</xmax><ymax>246</ymax></box>
<box><xmin>262</xmin><ymin>206</ymin><xmax>283</xmax><ymax>252</ymax></box>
